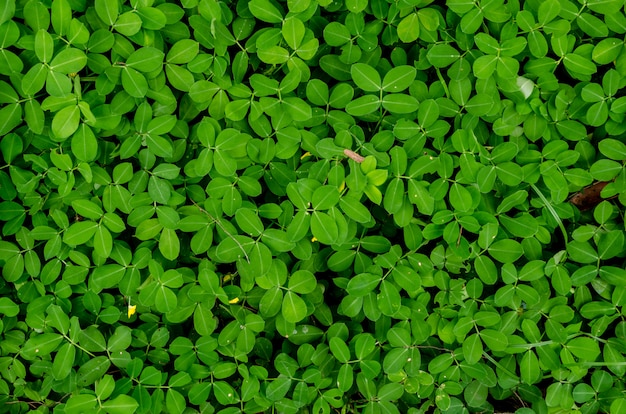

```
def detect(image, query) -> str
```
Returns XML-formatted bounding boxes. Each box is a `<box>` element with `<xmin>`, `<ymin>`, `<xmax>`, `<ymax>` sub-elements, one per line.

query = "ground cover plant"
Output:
<box><xmin>0</xmin><ymin>0</ymin><xmax>626</xmax><ymax>412</ymax></box>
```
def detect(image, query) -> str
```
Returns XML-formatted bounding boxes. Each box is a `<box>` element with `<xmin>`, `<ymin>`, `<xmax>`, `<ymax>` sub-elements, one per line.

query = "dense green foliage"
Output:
<box><xmin>0</xmin><ymin>0</ymin><xmax>626</xmax><ymax>412</ymax></box>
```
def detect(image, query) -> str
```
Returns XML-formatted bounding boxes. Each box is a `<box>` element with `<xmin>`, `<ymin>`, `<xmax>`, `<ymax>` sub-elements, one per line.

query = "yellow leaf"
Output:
<box><xmin>228</xmin><ymin>297</ymin><xmax>239</xmax><ymax>304</ymax></box>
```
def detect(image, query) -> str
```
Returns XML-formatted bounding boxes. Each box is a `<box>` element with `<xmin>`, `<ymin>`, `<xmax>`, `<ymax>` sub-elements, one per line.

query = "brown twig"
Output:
<box><xmin>344</xmin><ymin>149</ymin><xmax>365</xmax><ymax>163</ymax></box>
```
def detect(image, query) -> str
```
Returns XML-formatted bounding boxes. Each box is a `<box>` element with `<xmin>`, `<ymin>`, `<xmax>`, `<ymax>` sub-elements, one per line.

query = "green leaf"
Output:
<box><xmin>147</xmin><ymin>116</ymin><xmax>177</xmax><ymax>137</ymax></box>
<box><xmin>114</xmin><ymin>11</ymin><xmax>142</xmax><ymax>36</ymax></box>
<box><xmin>288</xmin><ymin>270</ymin><xmax>316</xmax><ymax>294</ymax></box>
<box><xmin>480</xmin><ymin>329</ymin><xmax>508</xmax><ymax>352</ymax></box>
<box><xmin>397</xmin><ymin>13</ymin><xmax>419</xmax><ymax>43</ymax></box>
<box><xmin>346</xmin><ymin>95</ymin><xmax>380</xmax><ymax>116</ymax></box>
<box><xmin>0</xmin><ymin>133</ymin><xmax>22</xmax><ymax>164</ymax></box>
<box><xmin>215</xmin><ymin>235</ymin><xmax>254</xmax><ymax>263</ymax></box>
<box><xmin>102</xmin><ymin>395</ymin><xmax>139</xmax><ymax>414</ymax></box>
<box><xmin>465</xmin><ymin>94</ymin><xmax>495</xmax><ymax>116</ymax></box>
<box><xmin>63</xmin><ymin>221</ymin><xmax>97</xmax><ymax>246</ymax></box>
<box><xmin>155</xmin><ymin>285</ymin><xmax>177</xmax><ymax>313</ymax></box>
<box><xmin>311</xmin><ymin>211</ymin><xmax>338</xmax><ymax>245</ymax></box>
<box><xmin>235</xmin><ymin>208</ymin><xmax>264</xmax><ymax>237</ymax></box>
<box><xmin>35</xmin><ymin>29</ymin><xmax>54</xmax><ymax>63</ymax></box>
<box><xmin>592</xmin><ymin>38</ymin><xmax>623</xmax><ymax>64</ymax></box>
<box><xmin>500</xmin><ymin>214</ymin><xmax>538</xmax><ymax>239</ymax></box>
<box><xmin>166</xmin><ymin>63</ymin><xmax>194</xmax><ymax>91</ymax></box>
<box><xmin>415</xmin><ymin>100</ymin><xmax>438</xmax><ymax>129</ymax></box>
<box><xmin>2</xmin><ymin>251</ymin><xmax>22</xmax><ymax>282</ymax></box>
<box><xmin>383</xmin><ymin>178</ymin><xmax>404</xmax><ymax>214</ymax></box>
<box><xmin>260</xmin><ymin>286</ymin><xmax>283</xmax><ymax>318</ymax></box>
<box><xmin>590</xmin><ymin>159</ymin><xmax>622</xmax><ymax>181</ymax></box>
<box><xmin>159</xmin><ymin>228</ymin><xmax>180</xmax><ymax>260</ymax></box>
<box><xmin>52</xmin><ymin>342</ymin><xmax>75</xmax><ymax>380</ymax></box>
<box><xmin>266</xmin><ymin>376</ymin><xmax>292</xmax><ymax>402</ymax></box>
<box><xmin>461</xmin><ymin>8</ymin><xmax>483</xmax><ymax>34</ymax></box>
<box><xmin>79</xmin><ymin>326</ymin><xmax>107</xmax><ymax>352</ymax></box>
<box><xmin>383</xmin><ymin>347</ymin><xmax>409</xmax><ymax>374</ymax></box>
<box><xmin>164</xmin><ymin>389</ymin><xmax>185</xmax><ymax>414</ymax></box>
<box><xmin>49</xmin><ymin>48</ymin><xmax>87</xmax><ymax>74</ymax></box>
<box><xmin>22</xmin><ymin>63</ymin><xmax>48</xmax><ymax>96</ymax></box>
<box><xmin>473</xmin><ymin>55</ymin><xmax>497</xmax><ymax>79</ymax></box>
<box><xmin>339</xmin><ymin>196</ymin><xmax>372</xmax><ymax>223</ymax></box>
<box><xmin>337</xmin><ymin>363</ymin><xmax>353</xmax><ymax>393</ymax></box>
<box><xmin>449</xmin><ymin>183</ymin><xmax>472</xmax><ymax>212</ymax></box>
<box><xmin>586</xmin><ymin>101</ymin><xmax>608</xmax><ymax>127</ymax></box>
<box><xmin>566</xmin><ymin>240</ymin><xmax>598</xmax><ymax>264</ymax></box>
<box><xmin>137</xmin><ymin>6</ymin><xmax>166</xmax><ymax>30</ymax></box>
<box><xmin>95</xmin><ymin>0</ymin><xmax>118</xmax><ymax>25</ymax></box>
<box><xmin>312</xmin><ymin>185</ymin><xmax>340</xmax><ymax>210</ymax></box>
<box><xmin>282</xmin><ymin>291</ymin><xmax>307</xmax><ymax>323</ymax></box>
<box><xmin>360</xmin><ymin>236</ymin><xmax>391</xmax><ymax>253</ymax></box>
<box><xmin>50</xmin><ymin>104</ymin><xmax>80</xmax><ymax>141</ymax></box>
<box><xmin>263</xmin><ymin>228</ymin><xmax>296</xmax><ymax>252</ymax></box>
<box><xmin>347</xmin><ymin>273</ymin><xmax>380</xmax><ymax>297</ymax></box>
<box><xmin>107</xmin><ymin>326</ymin><xmax>132</xmax><ymax>352</ymax></box>
<box><xmin>578</xmin><ymin>12</ymin><xmax>608</xmax><ymax>37</ymax></box>
<box><xmin>166</xmin><ymin>39</ymin><xmax>199</xmax><ymax>64</ymax></box>
<box><xmin>306</xmin><ymin>79</ymin><xmax>329</xmax><ymax>106</ymax></box>
<box><xmin>323</xmin><ymin>22</ymin><xmax>351</xmax><ymax>46</ymax></box>
<box><xmin>213</xmin><ymin>381</ymin><xmax>238</xmax><ymax>405</ymax></box>
<box><xmin>382</xmin><ymin>66</ymin><xmax>417</xmax><ymax>93</ymax></box>
<box><xmin>248</xmin><ymin>0</ymin><xmax>284</xmax><ymax>23</ymax></box>
<box><xmin>283</xmin><ymin>97</ymin><xmax>312</xmax><ymax>121</ymax></box>
<box><xmin>22</xmin><ymin>1</ymin><xmax>46</xmax><ymax>31</ymax></box>
<box><xmin>563</xmin><ymin>53</ymin><xmax>597</xmax><ymax>76</ymax></box>
<box><xmin>351</xmin><ymin>63</ymin><xmax>381</xmax><ymax>92</ymax></box>
<box><xmin>93</xmin><ymin>225</ymin><xmax>112</xmax><ymax>258</ymax></box>
<box><xmin>538</xmin><ymin>0</ymin><xmax>560</xmax><ymax>25</ymax></box>
<box><xmin>377</xmin><ymin>280</ymin><xmax>401</xmax><ymax>316</ymax></box>
<box><xmin>78</xmin><ymin>356</ymin><xmax>111</xmax><ymax>386</ymax></box>
<box><xmin>381</xmin><ymin>94</ymin><xmax>419</xmax><ymax>114</ymax></box>
<box><xmin>71</xmin><ymin>124</ymin><xmax>98</xmax><ymax>162</ymax></box>
<box><xmin>50</xmin><ymin>148</ymin><xmax>72</xmax><ymax>171</ymax></box>
<box><xmin>247</xmin><ymin>242</ymin><xmax>272</xmax><ymax>277</ymax></box>
<box><xmin>121</xmin><ymin>67</ymin><xmax>148</xmax><ymax>98</ymax></box>
<box><xmin>257</xmin><ymin>45</ymin><xmax>290</xmax><ymax>64</ymax></box>
<box><xmin>225</xmin><ymin>100</ymin><xmax>250</xmax><ymax>121</ymax></box>
<box><xmin>329</xmin><ymin>337</ymin><xmax>351</xmax><ymax>363</ymax></box>
<box><xmin>392</xmin><ymin>265</ymin><xmax>421</xmax><ymax>293</ymax></box>
<box><xmin>90</xmin><ymin>264</ymin><xmax>125</xmax><ymax>291</ymax></box>
<box><xmin>71</xmin><ymin>199</ymin><xmax>103</xmax><ymax>220</ymax></box>
<box><xmin>488</xmin><ymin>239</ymin><xmax>523</xmax><ymax>263</ymax></box>
<box><xmin>146</xmin><ymin>134</ymin><xmax>173</xmax><ymax>159</ymax></box>
<box><xmin>0</xmin><ymin>297</ymin><xmax>19</xmax><ymax>317</ymax></box>
<box><xmin>520</xmin><ymin>351</ymin><xmax>541</xmax><ymax>385</ymax></box>
<box><xmin>22</xmin><ymin>333</ymin><xmax>63</xmax><ymax>359</ymax></box>
<box><xmin>65</xmin><ymin>395</ymin><xmax>97</xmax><ymax>413</ymax></box>
<box><xmin>286</xmin><ymin>210</ymin><xmax>311</xmax><ymax>242</ymax></box>
<box><xmin>599</xmin><ymin>138</ymin><xmax>626</xmax><ymax>160</ymax></box>
<box><xmin>283</xmin><ymin>17</ymin><xmax>305</xmax><ymax>50</ymax></box>
<box><xmin>474</xmin><ymin>256</ymin><xmax>498</xmax><ymax>285</ymax></box>
<box><xmin>0</xmin><ymin>0</ymin><xmax>15</xmax><ymax>25</ymax></box>
<box><xmin>463</xmin><ymin>333</ymin><xmax>483</xmax><ymax>365</ymax></box>
<box><xmin>567</xmin><ymin>337</ymin><xmax>601</xmax><ymax>360</ymax></box>
<box><xmin>427</xmin><ymin>44</ymin><xmax>461</xmax><ymax>68</ymax></box>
